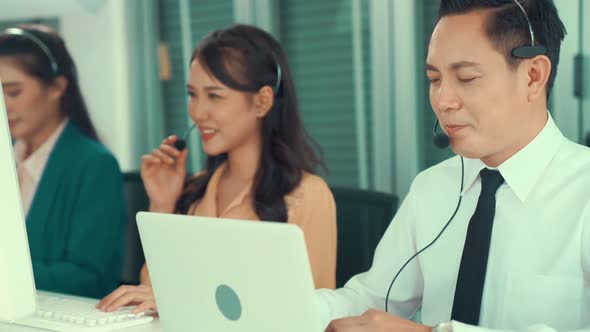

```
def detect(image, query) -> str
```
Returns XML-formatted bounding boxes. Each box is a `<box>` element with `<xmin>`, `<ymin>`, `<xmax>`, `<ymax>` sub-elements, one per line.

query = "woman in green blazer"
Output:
<box><xmin>0</xmin><ymin>25</ymin><xmax>126</xmax><ymax>298</ymax></box>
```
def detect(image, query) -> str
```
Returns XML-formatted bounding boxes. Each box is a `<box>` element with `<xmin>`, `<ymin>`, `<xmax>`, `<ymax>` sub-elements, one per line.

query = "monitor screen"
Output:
<box><xmin>0</xmin><ymin>82</ymin><xmax>36</xmax><ymax>322</ymax></box>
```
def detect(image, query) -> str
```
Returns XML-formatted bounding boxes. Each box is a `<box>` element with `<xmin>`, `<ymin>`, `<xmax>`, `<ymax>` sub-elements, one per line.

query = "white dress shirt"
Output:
<box><xmin>317</xmin><ymin>113</ymin><xmax>590</xmax><ymax>332</ymax></box>
<box><xmin>13</xmin><ymin>120</ymin><xmax>68</xmax><ymax>216</ymax></box>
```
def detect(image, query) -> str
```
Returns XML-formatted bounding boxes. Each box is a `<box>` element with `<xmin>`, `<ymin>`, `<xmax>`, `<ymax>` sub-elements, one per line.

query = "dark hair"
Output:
<box><xmin>0</xmin><ymin>24</ymin><xmax>98</xmax><ymax>140</ymax></box>
<box><xmin>437</xmin><ymin>0</ymin><xmax>566</xmax><ymax>99</ymax></box>
<box><xmin>175</xmin><ymin>24</ymin><xmax>325</xmax><ymax>222</ymax></box>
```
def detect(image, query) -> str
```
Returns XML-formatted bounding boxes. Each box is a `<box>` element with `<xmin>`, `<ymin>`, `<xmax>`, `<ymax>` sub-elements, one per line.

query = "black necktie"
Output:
<box><xmin>451</xmin><ymin>169</ymin><xmax>504</xmax><ymax>325</ymax></box>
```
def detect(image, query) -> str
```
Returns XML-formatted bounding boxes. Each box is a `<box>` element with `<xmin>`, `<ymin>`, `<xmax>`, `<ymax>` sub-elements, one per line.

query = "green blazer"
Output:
<box><xmin>26</xmin><ymin>123</ymin><xmax>126</xmax><ymax>299</ymax></box>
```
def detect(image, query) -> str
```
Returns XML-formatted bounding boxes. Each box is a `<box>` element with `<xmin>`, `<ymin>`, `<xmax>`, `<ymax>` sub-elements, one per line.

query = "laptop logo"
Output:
<box><xmin>215</xmin><ymin>284</ymin><xmax>241</xmax><ymax>321</ymax></box>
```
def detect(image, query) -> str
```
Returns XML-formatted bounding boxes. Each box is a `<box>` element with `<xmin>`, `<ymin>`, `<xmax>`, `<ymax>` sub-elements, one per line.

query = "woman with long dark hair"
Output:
<box><xmin>0</xmin><ymin>24</ymin><xmax>126</xmax><ymax>298</ymax></box>
<box><xmin>98</xmin><ymin>24</ymin><xmax>336</xmax><ymax>313</ymax></box>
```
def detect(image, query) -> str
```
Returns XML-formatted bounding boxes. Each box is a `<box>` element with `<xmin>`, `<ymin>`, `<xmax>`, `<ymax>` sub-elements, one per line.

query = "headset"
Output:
<box><xmin>2</xmin><ymin>27</ymin><xmax>60</xmax><ymax>77</ymax></box>
<box><xmin>511</xmin><ymin>0</ymin><xmax>547</xmax><ymax>58</ymax></box>
<box><xmin>274</xmin><ymin>63</ymin><xmax>282</xmax><ymax>95</ymax></box>
<box><xmin>433</xmin><ymin>119</ymin><xmax>451</xmax><ymax>149</ymax></box>
<box><xmin>385</xmin><ymin>0</ymin><xmax>545</xmax><ymax>312</ymax></box>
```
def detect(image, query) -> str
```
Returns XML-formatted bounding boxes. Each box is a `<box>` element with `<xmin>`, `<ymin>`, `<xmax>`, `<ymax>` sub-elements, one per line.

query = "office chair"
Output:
<box><xmin>330</xmin><ymin>187</ymin><xmax>398</xmax><ymax>288</ymax></box>
<box><xmin>120</xmin><ymin>172</ymin><xmax>149</xmax><ymax>285</ymax></box>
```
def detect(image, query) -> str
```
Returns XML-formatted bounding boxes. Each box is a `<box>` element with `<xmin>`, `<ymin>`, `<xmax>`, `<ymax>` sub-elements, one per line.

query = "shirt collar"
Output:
<box><xmin>460</xmin><ymin>157</ymin><xmax>487</xmax><ymax>197</ymax></box>
<box><xmin>13</xmin><ymin>119</ymin><xmax>68</xmax><ymax>182</ymax></box>
<box><xmin>460</xmin><ymin>112</ymin><xmax>564</xmax><ymax>202</ymax></box>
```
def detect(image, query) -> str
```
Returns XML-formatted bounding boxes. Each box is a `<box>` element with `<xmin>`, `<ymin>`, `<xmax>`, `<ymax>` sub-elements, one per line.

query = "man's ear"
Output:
<box><xmin>525</xmin><ymin>55</ymin><xmax>551</xmax><ymax>102</ymax></box>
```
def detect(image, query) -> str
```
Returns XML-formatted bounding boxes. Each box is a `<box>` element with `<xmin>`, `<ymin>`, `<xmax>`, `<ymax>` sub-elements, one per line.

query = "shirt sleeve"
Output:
<box><xmin>315</xmin><ymin>177</ymin><xmax>424</xmax><ymax>328</ymax></box>
<box><xmin>289</xmin><ymin>175</ymin><xmax>337</xmax><ymax>290</ymax></box>
<box><xmin>32</xmin><ymin>152</ymin><xmax>127</xmax><ymax>299</ymax></box>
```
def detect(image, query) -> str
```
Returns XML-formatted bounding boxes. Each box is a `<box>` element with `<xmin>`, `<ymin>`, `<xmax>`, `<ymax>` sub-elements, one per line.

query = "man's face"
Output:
<box><xmin>427</xmin><ymin>10</ymin><xmax>538</xmax><ymax>166</ymax></box>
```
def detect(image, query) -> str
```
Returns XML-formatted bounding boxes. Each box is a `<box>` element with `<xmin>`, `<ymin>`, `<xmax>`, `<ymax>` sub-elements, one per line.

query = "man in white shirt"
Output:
<box><xmin>318</xmin><ymin>1</ymin><xmax>590</xmax><ymax>332</ymax></box>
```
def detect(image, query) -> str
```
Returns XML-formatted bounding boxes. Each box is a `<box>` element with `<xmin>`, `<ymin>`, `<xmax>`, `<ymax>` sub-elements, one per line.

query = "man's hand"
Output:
<box><xmin>325</xmin><ymin>309</ymin><xmax>433</xmax><ymax>332</ymax></box>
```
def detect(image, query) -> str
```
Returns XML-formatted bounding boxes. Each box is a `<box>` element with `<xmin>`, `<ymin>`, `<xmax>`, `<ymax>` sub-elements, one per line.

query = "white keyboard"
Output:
<box><xmin>14</xmin><ymin>292</ymin><xmax>153</xmax><ymax>332</ymax></box>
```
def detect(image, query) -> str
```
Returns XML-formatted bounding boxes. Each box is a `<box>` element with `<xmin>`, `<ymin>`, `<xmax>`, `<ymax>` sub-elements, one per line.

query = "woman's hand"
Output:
<box><xmin>141</xmin><ymin>135</ymin><xmax>188</xmax><ymax>213</ymax></box>
<box><xmin>96</xmin><ymin>284</ymin><xmax>157</xmax><ymax>314</ymax></box>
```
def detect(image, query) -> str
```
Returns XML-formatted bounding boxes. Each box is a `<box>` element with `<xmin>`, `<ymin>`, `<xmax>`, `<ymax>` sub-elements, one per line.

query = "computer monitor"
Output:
<box><xmin>0</xmin><ymin>83</ymin><xmax>37</xmax><ymax>322</ymax></box>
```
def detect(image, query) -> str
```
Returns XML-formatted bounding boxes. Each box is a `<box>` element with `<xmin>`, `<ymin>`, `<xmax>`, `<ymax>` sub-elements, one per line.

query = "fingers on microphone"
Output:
<box><xmin>152</xmin><ymin>149</ymin><xmax>175</xmax><ymax>165</ymax></box>
<box><xmin>159</xmin><ymin>143</ymin><xmax>181</xmax><ymax>158</ymax></box>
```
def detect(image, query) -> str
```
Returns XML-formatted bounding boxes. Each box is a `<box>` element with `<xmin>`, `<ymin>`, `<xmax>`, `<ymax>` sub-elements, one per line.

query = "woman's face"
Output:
<box><xmin>186</xmin><ymin>59</ymin><xmax>268</xmax><ymax>157</ymax></box>
<box><xmin>0</xmin><ymin>57</ymin><xmax>64</xmax><ymax>144</ymax></box>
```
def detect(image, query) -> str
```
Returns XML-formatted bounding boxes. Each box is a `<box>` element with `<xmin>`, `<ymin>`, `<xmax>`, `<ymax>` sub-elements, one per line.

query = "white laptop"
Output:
<box><xmin>0</xmin><ymin>82</ymin><xmax>153</xmax><ymax>331</ymax></box>
<box><xmin>137</xmin><ymin>212</ymin><xmax>323</xmax><ymax>332</ymax></box>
